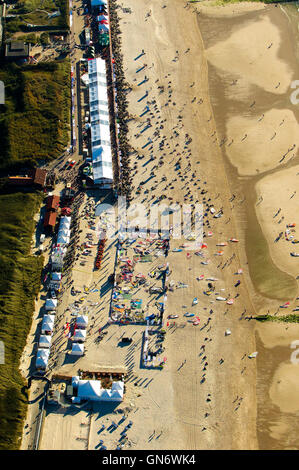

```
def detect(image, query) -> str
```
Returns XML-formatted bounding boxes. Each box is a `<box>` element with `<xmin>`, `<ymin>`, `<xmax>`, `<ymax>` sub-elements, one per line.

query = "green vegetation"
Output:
<box><xmin>0</xmin><ymin>192</ymin><xmax>44</xmax><ymax>450</ymax></box>
<box><xmin>0</xmin><ymin>60</ymin><xmax>70</xmax><ymax>171</ymax></box>
<box><xmin>40</xmin><ymin>32</ymin><xmax>50</xmax><ymax>45</ymax></box>
<box><xmin>6</xmin><ymin>0</ymin><xmax>69</xmax><ymax>35</ymax></box>
<box><xmin>256</xmin><ymin>314</ymin><xmax>299</xmax><ymax>323</ymax></box>
<box><xmin>0</xmin><ymin>58</ymin><xmax>70</xmax><ymax>448</ymax></box>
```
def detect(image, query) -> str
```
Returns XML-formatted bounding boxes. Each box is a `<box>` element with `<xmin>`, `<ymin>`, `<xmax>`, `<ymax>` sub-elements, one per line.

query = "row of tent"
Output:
<box><xmin>36</xmin><ymin>312</ymin><xmax>90</xmax><ymax>369</ymax></box>
<box><xmin>51</xmin><ymin>216</ymin><xmax>72</xmax><ymax>271</ymax></box>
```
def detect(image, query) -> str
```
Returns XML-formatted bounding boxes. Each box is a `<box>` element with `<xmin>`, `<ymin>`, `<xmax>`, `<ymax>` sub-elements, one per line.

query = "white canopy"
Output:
<box><xmin>76</xmin><ymin>315</ymin><xmax>88</xmax><ymax>328</ymax></box>
<box><xmin>71</xmin><ymin>343</ymin><xmax>85</xmax><ymax>356</ymax></box>
<box><xmin>110</xmin><ymin>390</ymin><xmax>123</xmax><ymax>401</ymax></box>
<box><xmin>41</xmin><ymin>315</ymin><xmax>55</xmax><ymax>333</ymax></box>
<box><xmin>111</xmin><ymin>381</ymin><xmax>124</xmax><ymax>392</ymax></box>
<box><xmin>45</xmin><ymin>298</ymin><xmax>57</xmax><ymax>310</ymax></box>
<box><xmin>58</xmin><ymin>228</ymin><xmax>71</xmax><ymax>238</ymax></box>
<box><xmin>73</xmin><ymin>329</ymin><xmax>87</xmax><ymax>342</ymax></box>
<box><xmin>75</xmin><ymin>379</ymin><xmax>124</xmax><ymax>402</ymax></box>
<box><xmin>91</xmin><ymin>0</ymin><xmax>107</xmax><ymax>5</ymax></box>
<box><xmin>57</xmin><ymin>234</ymin><xmax>70</xmax><ymax>245</ymax></box>
<box><xmin>88</xmin><ymin>58</ymin><xmax>113</xmax><ymax>186</ymax></box>
<box><xmin>39</xmin><ymin>334</ymin><xmax>52</xmax><ymax>348</ymax></box>
<box><xmin>36</xmin><ymin>348</ymin><xmax>50</xmax><ymax>369</ymax></box>
<box><xmin>60</xmin><ymin>216</ymin><xmax>71</xmax><ymax>227</ymax></box>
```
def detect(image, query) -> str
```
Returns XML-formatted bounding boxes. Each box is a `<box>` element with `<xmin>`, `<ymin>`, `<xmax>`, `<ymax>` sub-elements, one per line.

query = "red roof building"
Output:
<box><xmin>30</xmin><ymin>168</ymin><xmax>47</xmax><ymax>187</ymax></box>
<box><xmin>46</xmin><ymin>195</ymin><xmax>60</xmax><ymax>212</ymax></box>
<box><xmin>44</xmin><ymin>211</ymin><xmax>57</xmax><ymax>228</ymax></box>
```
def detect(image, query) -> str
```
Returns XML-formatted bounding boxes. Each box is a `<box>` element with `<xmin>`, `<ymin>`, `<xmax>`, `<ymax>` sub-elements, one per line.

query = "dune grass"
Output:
<box><xmin>0</xmin><ymin>192</ymin><xmax>44</xmax><ymax>449</ymax></box>
<box><xmin>0</xmin><ymin>60</ymin><xmax>70</xmax><ymax>172</ymax></box>
<box><xmin>256</xmin><ymin>314</ymin><xmax>299</xmax><ymax>323</ymax></box>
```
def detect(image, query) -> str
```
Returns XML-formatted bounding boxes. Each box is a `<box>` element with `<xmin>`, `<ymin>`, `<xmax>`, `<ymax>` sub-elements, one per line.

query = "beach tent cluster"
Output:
<box><xmin>51</xmin><ymin>216</ymin><xmax>72</xmax><ymax>271</ymax></box>
<box><xmin>70</xmin><ymin>315</ymin><xmax>89</xmax><ymax>355</ymax></box>
<box><xmin>97</xmin><ymin>13</ymin><xmax>109</xmax><ymax>33</ymax></box>
<box><xmin>71</xmin><ymin>376</ymin><xmax>124</xmax><ymax>402</ymax></box>
<box><xmin>88</xmin><ymin>58</ymin><xmax>113</xmax><ymax>188</ymax></box>
<box><xmin>35</xmin><ymin>305</ymin><xmax>57</xmax><ymax>371</ymax></box>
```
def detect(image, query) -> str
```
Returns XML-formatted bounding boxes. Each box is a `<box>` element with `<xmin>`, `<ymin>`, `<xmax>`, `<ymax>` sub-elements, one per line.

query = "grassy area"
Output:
<box><xmin>5</xmin><ymin>0</ymin><xmax>69</xmax><ymax>35</ymax></box>
<box><xmin>256</xmin><ymin>314</ymin><xmax>299</xmax><ymax>323</ymax></box>
<box><xmin>0</xmin><ymin>191</ymin><xmax>44</xmax><ymax>450</ymax></box>
<box><xmin>0</xmin><ymin>60</ymin><xmax>70</xmax><ymax>172</ymax></box>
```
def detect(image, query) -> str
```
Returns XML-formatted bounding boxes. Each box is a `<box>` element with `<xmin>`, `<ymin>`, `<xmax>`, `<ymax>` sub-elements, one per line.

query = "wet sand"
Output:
<box><xmin>196</xmin><ymin>0</ymin><xmax>299</xmax><ymax>450</ymax></box>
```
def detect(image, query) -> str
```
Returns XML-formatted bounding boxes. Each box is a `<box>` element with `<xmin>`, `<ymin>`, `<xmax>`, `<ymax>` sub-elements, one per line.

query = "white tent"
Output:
<box><xmin>57</xmin><ymin>234</ymin><xmax>70</xmax><ymax>245</ymax></box>
<box><xmin>36</xmin><ymin>348</ymin><xmax>50</xmax><ymax>369</ymax></box>
<box><xmin>77</xmin><ymin>380</ymin><xmax>102</xmax><ymax>400</ymax></box>
<box><xmin>91</xmin><ymin>0</ymin><xmax>107</xmax><ymax>6</ymax></box>
<box><xmin>60</xmin><ymin>216</ymin><xmax>71</xmax><ymax>227</ymax></box>
<box><xmin>41</xmin><ymin>315</ymin><xmax>55</xmax><ymax>334</ymax></box>
<box><xmin>111</xmin><ymin>381</ymin><xmax>124</xmax><ymax>392</ymax></box>
<box><xmin>110</xmin><ymin>390</ymin><xmax>123</xmax><ymax>401</ymax></box>
<box><xmin>58</xmin><ymin>228</ymin><xmax>71</xmax><ymax>238</ymax></box>
<box><xmin>88</xmin><ymin>58</ymin><xmax>113</xmax><ymax>187</ymax></box>
<box><xmin>73</xmin><ymin>378</ymin><xmax>124</xmax><ymax>402</ymax></box>
<box><xmin>71</xmin><ymin>343</ymin><xmax>85</xmax><ymax>356</ymax></box>
<box><xmin>100</xmin><ymin>389</ymin><xmax>111</xmax><ymax>401</ymax></box>
<box><xmin>39</xmin><ymin>334</ymin><xmax>52</xmax><ymax>348</ymax></box>
<box><xmin>45</xmin><ymin>298</ymin><xmax>57</xmax><ymax>311</ymax></box>
<box><xmin>73</xmin><ymin>329</ymin><xmax>87</xmax><ymax>342</ymax></box>
<box><xmin>76</xmin><ymin>315</ymin><xmax>88</xmax><ymax>328</ymax></box>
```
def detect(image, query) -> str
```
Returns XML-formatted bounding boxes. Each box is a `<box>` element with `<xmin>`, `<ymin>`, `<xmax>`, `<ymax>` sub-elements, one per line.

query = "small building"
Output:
<box><xmin>30</xmin><ymin>168</ymin><xmax>47</xmax><ymax>188</ymax></box>
<box><xmin>5</xmin><ymin>41</ymin><xmax>31</xmax><ymax>61</ymax></box>
<box><xmin>44</xmin><ymin>211</ymin><xmax>57</xmax><ymax>230</ymax></box>
<box><xmin>71</xmin><ymin>343</ymin><xmax>85</xmax><ymax>356</ymax></box>
<box><xmin>46</xmin><ymin>195</ymin><xmax>60</xmax><ymax>212</ymax></box>
<box><xmin>8</xmin><ymin>168</ymin><xmax>47</xmax><ymax>188</ymax></box>
<box><xmin>7</xmin><ymin>176</ymin><xmax>33</xmax><ymax>186</ymax></box>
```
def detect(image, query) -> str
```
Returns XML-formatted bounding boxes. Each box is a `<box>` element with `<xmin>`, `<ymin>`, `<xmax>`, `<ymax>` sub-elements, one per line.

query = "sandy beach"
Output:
<box><xmin>20</xmin><ymin>0</ymin><xmax>299</xmax><ymax>451</ymax></box>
